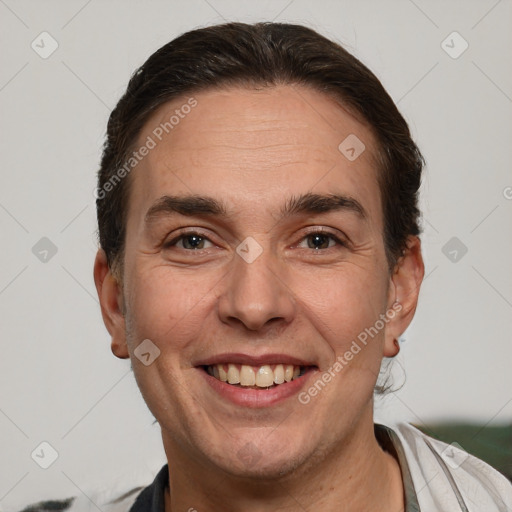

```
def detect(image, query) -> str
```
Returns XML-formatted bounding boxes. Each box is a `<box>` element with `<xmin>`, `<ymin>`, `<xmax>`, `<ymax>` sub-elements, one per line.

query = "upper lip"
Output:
<box><xmin>194</xmin><ymin>353</ymin><xmax>317</xmax><ymax>367</ymax></box>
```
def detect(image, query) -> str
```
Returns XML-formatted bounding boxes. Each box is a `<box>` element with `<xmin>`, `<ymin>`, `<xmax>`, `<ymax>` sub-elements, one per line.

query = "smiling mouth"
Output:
<box><xmin>203</xmin><ymin>364</ymin><xmax>314</xmax><ymax>389</ymax></box>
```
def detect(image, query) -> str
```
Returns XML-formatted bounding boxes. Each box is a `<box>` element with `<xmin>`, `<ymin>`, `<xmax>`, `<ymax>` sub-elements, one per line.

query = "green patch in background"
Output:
<box><xmin>415</xmin><ymin>423</ymin><xmax>512</xmax><ymax>482</ymax></box>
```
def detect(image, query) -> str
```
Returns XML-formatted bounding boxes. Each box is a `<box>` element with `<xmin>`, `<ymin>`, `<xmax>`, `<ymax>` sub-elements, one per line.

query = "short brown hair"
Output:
<box><xmin>97</xmin><ymin>22</ymin><xmax>423</xmax><ymax>273</ymax></box>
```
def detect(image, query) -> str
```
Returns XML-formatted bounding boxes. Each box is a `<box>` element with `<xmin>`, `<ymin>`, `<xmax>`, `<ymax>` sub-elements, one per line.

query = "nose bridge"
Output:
<box><xmin>218</xmin><ymin>238</ymin><xmax>295</xmax><ymax>331</ymax></box>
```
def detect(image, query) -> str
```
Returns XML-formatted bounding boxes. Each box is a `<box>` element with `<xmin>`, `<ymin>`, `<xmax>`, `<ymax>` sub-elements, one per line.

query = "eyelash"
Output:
<box><xmin>164</xmin><ymin>228</ymin><xmax>347</xmax><ymax>252</ymax></box>
<box><xmin>296</xmin><ymin>228</ymin><xmax>347</xmax><ymax>250</ymax></box>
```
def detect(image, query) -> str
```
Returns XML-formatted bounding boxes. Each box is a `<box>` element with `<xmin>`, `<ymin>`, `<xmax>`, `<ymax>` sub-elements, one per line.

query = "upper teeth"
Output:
<box><xmin>208</xmin><ymin>364</ymin><xmax>301</xmax><ymax>387</ymax></box>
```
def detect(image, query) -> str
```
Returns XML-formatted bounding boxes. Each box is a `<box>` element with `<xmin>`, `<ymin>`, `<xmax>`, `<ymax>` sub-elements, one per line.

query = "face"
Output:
<box><xmin>95</xmin><ymin>84</ymin><xmax>422</xmax><ymax>479</ymax></box>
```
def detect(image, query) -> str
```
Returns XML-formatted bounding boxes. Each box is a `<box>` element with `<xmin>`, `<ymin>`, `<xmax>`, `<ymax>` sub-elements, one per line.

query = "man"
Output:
<box><xmin>24</xmin><ymin>22</ymin><xmax>511</xmax><ymax>512</ymax></box>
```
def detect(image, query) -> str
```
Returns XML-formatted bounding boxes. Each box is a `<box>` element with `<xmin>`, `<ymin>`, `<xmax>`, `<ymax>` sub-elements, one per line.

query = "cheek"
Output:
<box><xmin>124</xmin><ymin>265</ymin><xmax>219</xmax><ymax>354</ymax></box>
<box><xmin>291</xmin><ymin>264</ymin><xmax>389</xmax><ymax>356</ymax></box>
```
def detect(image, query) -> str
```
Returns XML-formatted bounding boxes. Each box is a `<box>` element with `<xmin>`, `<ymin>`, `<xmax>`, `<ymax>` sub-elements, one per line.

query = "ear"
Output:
<box><xmin>383</xmin><ymin>236</ymin><xmax>425</xmax><ymax>357</ymax></box>
<box><xmin>93</xmin><ymin>249</ymin><xmax>129</xmax><ymax>359</ymax></box>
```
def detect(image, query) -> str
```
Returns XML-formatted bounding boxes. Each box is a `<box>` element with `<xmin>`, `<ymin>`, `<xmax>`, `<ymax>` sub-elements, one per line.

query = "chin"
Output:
<box><xmin>224</xmin><ymin>452</ymin><xmax>306</xmax><ymax>481</ymax></box>
<box><xmin>203</xmin><ymin>431</ymin><xmax>314</xmax><ymax>481</ymax></box>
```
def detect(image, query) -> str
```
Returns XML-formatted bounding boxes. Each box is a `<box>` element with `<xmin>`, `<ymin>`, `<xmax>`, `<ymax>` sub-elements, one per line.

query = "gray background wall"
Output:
<box><xmin>1</xmin><ymin>0</ymin><xmax>511</xmax><ymax>508</ymax></box>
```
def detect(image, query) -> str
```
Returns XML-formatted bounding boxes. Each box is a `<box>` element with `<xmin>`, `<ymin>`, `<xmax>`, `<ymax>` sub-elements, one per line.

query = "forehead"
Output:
<box><xmin>129</xmin><ymin>84</ymin><xmax>382</xmax><ymax>227</ymax></box>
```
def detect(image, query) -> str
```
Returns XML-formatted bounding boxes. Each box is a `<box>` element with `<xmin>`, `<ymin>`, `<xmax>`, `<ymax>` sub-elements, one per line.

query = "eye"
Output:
<box><xmin>165</xmin><ymin>232</ymin><xmax>214</xmax><ymax>250</ymax></box>
<box><xmin>296</xmin><ymin>230</ymin><xmax>346</xmax><ymax>250</ymax></box>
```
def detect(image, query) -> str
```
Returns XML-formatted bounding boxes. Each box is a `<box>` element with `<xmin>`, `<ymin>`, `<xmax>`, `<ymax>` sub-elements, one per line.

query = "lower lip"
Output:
<box><xmin>199</xmin><ymin>368</ymin><xmax>316</xmax><ymax>408</ymax></box>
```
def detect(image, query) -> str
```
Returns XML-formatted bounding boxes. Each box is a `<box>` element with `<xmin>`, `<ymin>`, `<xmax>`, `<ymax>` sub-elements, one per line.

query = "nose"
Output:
<box><xmin>217</xmin><ymin>243</ymin><xmax>296</xmax><ymax>332</ymax></box>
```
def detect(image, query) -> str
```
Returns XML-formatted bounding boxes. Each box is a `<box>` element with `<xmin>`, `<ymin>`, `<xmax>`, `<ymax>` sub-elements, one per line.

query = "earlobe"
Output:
<box><xmin>386</xmin><ymin>337</ymin><xmax>400</xmax><ymax>358</ymax></box>
<box><xmin>383</xmin><ymin>236</ymin><xmax>425</xmax><ymax>357</ymax></box>
<box><xmin>93</xmin><ymin>249</ymin><xmax>129</xmax><ymax>359</ymax></box>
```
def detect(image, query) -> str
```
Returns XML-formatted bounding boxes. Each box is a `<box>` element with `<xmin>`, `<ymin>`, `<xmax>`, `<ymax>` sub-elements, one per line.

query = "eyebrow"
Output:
<box><xmin>144</xmin><ymin>192</ymin><xmax>366</xmax><ymax>225</ymax></box>
<box><xmin>280</xmin><ymin>192</ymin><xmax>366</xmax><ymax>220</ymax></box>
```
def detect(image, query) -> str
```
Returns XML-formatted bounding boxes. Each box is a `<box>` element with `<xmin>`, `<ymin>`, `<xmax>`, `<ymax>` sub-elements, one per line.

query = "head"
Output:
<box><xmin>94</xmin><ymin>22</ymin><xmax>424</xmax><ymax>479</ymax></box>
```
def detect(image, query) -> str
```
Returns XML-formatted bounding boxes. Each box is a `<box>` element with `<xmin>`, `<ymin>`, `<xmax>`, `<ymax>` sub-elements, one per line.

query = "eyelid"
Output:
<box><xmin>163</xmin><ymin>228</ymin><xmax>217</xmax><ymax>249</ymax></box>
<box><xmin>162</xmin><ymin>226</ymin><xmax>349</xmax><ymax>251</ymax></box>
<box><xmin>296</xmin><ymin>227</ymin><xmax>349</xmax><ymax>247</ymax></box>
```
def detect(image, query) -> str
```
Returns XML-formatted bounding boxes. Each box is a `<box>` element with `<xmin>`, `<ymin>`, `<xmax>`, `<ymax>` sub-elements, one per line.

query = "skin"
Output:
<box><xmin>94</xmin><ymin>84</ymin><xmax>424</xmax><ymax>511</ymax></box>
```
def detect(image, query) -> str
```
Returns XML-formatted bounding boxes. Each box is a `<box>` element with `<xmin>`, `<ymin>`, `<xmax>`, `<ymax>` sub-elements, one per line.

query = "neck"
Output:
<box><xmin>162</xmin><ymin>419</ymin><xmax>404</xmax><ymax>512</ymax></box>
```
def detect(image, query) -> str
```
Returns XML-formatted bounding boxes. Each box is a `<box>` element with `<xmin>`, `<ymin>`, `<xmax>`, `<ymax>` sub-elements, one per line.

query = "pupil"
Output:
<box><xmin>185</xmin><ymin>235</ymin><xmax>203</xmax><ymax>249</ymax></box>
<box><xmin>309</xmin><ymin>234</ymin><xmax>328</xmax><ymax>249</ymax></box>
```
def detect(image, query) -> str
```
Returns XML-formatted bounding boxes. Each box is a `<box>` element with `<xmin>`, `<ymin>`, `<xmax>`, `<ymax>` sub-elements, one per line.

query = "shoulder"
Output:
<box><xmin>13</xmin><ymin>469</ymin><xmax>157</xmax><ymax>512</ymax></box>
<box><xmin>390</xmin><ymin>422</ymin><xmax>512</xmax><ymax>511</ymax></box>
<box><xmin>15</xmin><ymin>488</ymin><xmax>143</xmax><ymax>512</ymax></box>
<box><xmin>14</xmin><ymin>498</ymin><xmax>75</xmax><ymax>512</ymax></box>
